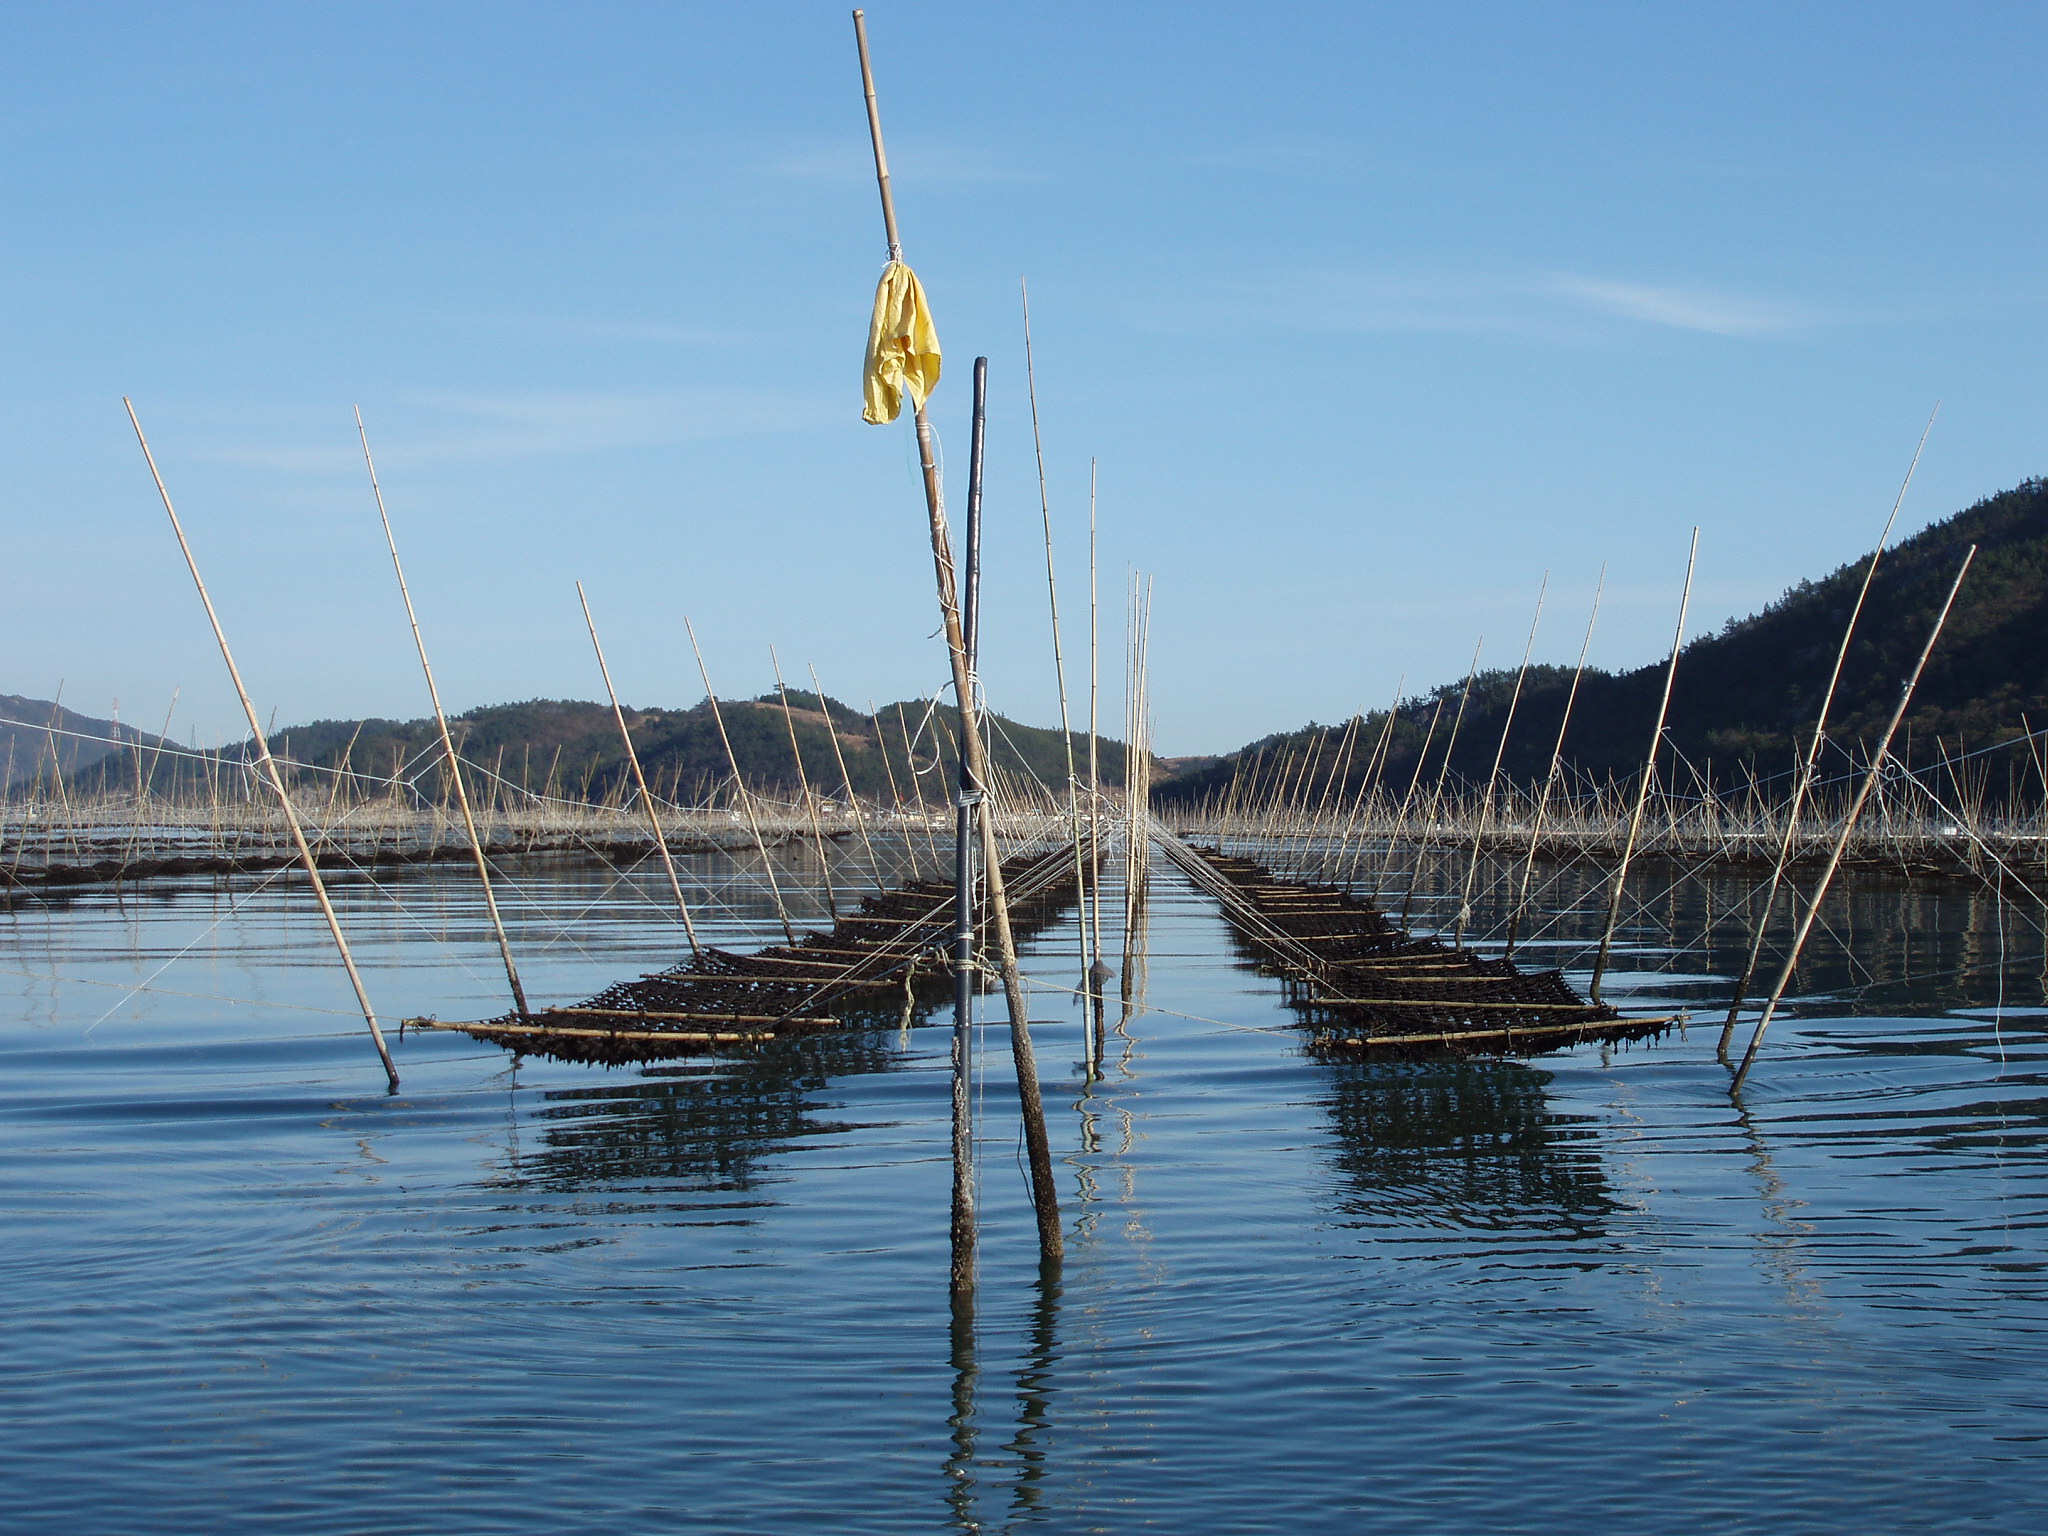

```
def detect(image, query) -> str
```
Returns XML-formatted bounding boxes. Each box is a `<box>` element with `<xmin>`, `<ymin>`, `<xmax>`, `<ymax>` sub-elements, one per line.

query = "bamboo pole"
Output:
<box><xmin>359</xmin><ymin>409</ymin><xmax>531</xmax><ymax>1016</ymax></box>
<box><xmin>575</xmin><ymin>583</ymin><xmax>705</xmax><ymax>957</ymax></box>
<box><xmin>895</xmin><ymin>700</ymin><xmax>946</xmax><ymax>874</ymax></box>
<box><xmin>771</xmin><ymin>646</ymin><xmax>837</xmax><ymax>918</ymax></box>
<box><xmin>811</xmin><ymin>666</ymin><xmax>887</xmax><ymax>895</ymax></box>
<box><xmin>1719</xmin><ymin>408</ymin><xmax>1936</xmax><ymax>1051</ymax></box>
<box><xmin>853</xmin><ymin>7</ymin><xmax>1061</xmax><ymax>1262</ymax></box>
<box><xmin>1021</xmin><ymin>284</ymin><xmax>1095</xmax><ymax>1048</ymax></box>
<box><xmin>1506</xmin><ymin>567</ymin><xmax>1603</xmax><ymax>957</ymax></box>
<box><xmin>871</xmin><ymin>697</ymin><xmax>918</xmax><ymax>879</ymax></box>
<box><xmin>1733</xmin><ymin>547</ymin><xmax>1975</xmax><ymax>1089</ymax></box>
<box><xmin>1590</xmin><ymin>528</ymin><xmax>1698</xmax><ymax>1003</ymax></box>
<box><xmin>1334</xmin><ymin>676</ymin><xmax>1404</xmax><ymax>883</ymax></box>
<box><xmin>1399</xmin><ymin>641</ymin><xmax>1482</xmax><ymax>929</ymax></box>
<box><xmin>1377</xmin><ymin>697</ymin><xmax>1443</xmax><ymax>899</ymax></box>
<box><xmin>1086</xmin><ymin>458</ymin><xmax>1109</xmax><ymax>1022</ymax></box>
<box><xmin>1453</xmin><ymin>575</ymin><xmax>1544</xmax><ymax>947</ymax></box>
<box><xmin>125</xmin><ymin>398</ymin><xmax>400</xmax><ymax>1091</ymax></box>
<box><xmin>685</xmin><ymin>616</ymin><xmax>797</xmax><ymax>946</ymax></box>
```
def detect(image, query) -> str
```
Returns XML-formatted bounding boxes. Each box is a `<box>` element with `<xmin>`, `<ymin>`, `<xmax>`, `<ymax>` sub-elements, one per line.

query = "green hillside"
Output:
<box><xmin>0</xmin><ymin>695</ymin><xmax>166</xmax><ymax>794</ymax></box>
<box><xmin>1160</xmin><ymin>476</ymin><xmax>2048</xmax><ymax>809</ymax></box>
<box><xmin>54</xmin><ymin>692</ymin><xmax>1139</xmax><ymax>808</ymax></box>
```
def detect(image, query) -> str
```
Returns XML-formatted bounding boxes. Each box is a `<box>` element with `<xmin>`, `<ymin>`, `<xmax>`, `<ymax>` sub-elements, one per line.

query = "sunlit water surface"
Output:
<box><xmin>4</xmin><ymin>842</ymin><xmax>2047</xmax><ymax>1533</ymax></box>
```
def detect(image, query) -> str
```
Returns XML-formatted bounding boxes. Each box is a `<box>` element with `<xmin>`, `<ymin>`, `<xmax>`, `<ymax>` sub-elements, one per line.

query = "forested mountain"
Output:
<box><xmin>0</xmin><ymin>695</ymin><xmax>169</xmax><ymax>793</ymax></box>
<box><xmin>27</xmin><ymin>476</ymin><xmax>2048</xmax><ymax>813</ymax></box>
<box><xmin>48</xmin><ymin>691</ymin><xmax>1139</xmax><ymax>807</ymax></box>
<box><xmin>1158</xmin><ymin>476</ymin><xmax>2048</xmax><ymax>808</ymax></box>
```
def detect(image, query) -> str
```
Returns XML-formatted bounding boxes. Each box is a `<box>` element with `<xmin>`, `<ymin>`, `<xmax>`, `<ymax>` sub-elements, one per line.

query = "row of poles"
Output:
<box><xmin>125</xmin><ymin>388</ymin><xmax>1017</xmax><ymax>1097</ymax></box>
<box><xmin>1184</xmin><ymin>405</ymin><xmax>1979</xmax><ymax>1094</ymax></box>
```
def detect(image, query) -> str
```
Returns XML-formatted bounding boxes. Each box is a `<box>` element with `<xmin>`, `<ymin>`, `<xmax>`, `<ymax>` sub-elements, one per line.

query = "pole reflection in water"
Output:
<box><xmin>495</xmin><ymin>1033</ymin><xmax>903</xmax><ymax>1193</ymax></box>
<box><xmin>943</xmin><ymin>1286</ymin><xmax>980</xmax><ymax>1533</ymax></box>
<box><xmin>1318</xmin><ymin>1057</ymin><xmax>1615</xmax><ymax>1243</ymax></box>
<box><xmin>1003</xmin><ymin>1267</ymin><xmax>1064</xmax><ymax>1525</ymax></box>
<box><xmin>1731</xmin><ymin>1095</ymin><xmax>1824</xmax><ymax>1310</ymax></box>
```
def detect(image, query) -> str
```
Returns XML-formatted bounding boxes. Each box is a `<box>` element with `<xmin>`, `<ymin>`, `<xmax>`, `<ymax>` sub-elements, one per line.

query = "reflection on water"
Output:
<box><xmin>1321</xmin><ymin>1057</ymin><xmax>1613</xmax><ymax>1241</ymax></box>
<box><xmin>6</xmin><ymin>842</ymin><xmax>2048</xmax><ymax>1532</ymax></box>
<box><xmin>507</xmin><ymin>1036</ymin><xmax>903</xmax><ymax>1193</ymax></box>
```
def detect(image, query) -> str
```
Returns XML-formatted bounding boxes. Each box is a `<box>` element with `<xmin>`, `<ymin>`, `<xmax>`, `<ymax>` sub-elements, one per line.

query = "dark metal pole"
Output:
<box><xmin>949</xmin><ymin>356</ymin><xmax>989</xmax><ymax>1298</ymax></box>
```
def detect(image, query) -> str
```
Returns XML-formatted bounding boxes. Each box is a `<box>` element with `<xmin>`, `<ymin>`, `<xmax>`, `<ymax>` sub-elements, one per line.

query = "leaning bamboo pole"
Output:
<box><xmin>871</xmin><ymin>697</ymin><xmax>919</xmax><ymax>880</ymax></box>
<box><xmin>1506</xmin><ymin>567</ymin><xmax>1603</xmax><ymax>957</ymax></box>
<box><xmin>771</xmin><ymin>646</ymin><xmax>837</xmax><ymax>918</ymax></box>
<box><xmin>1590</xmin><ymin>528</ymin><xmax>1698</xmax><ymax>1003</ymax></box>
<box><xmin>894</xmin><ymin>700</ymin><xmax>947</xmax><ymax>874</ymax></box>
<box><xmin>811</xmin><ymin>666</ymin><xmax>887</xmax><ymax>895</ymax></box>
<box><xmin>125</xmin><ymin>398</ymin><xmax>399</xmax><ymax>1091</ymax></box>
<box><xmin>360</xmin><ymin>409</ymin><xmax>531</xmax><ymax>1015</ymax></box>
<box><xmin>1454</xmin><ymin>576</ymin><xmax>1546</xmax><ymax>946</ymax></box>
<box><xmin>1719</xmin><ymin>409</ymin><xmax>1936</xmax><ymax>1051</ymax></box>
<box><xmin>1086</xmin><ymin>458</ymin><xmax>1109</xmax><ymax>1013</ymax></box>
<box><xmin>1021</xmin><ymin>280</ymin><xmax>1095</xmax><ymax>1030</ymax></box>
<box><xmin>1400</xmin><ymin>641</ymin><xmax>1483</xmax><ymax>929</ymax></box>
<box><xmin>576</xmin><ymin>584</ymin><xmax>705</xmax><ymax>957</ymax></box>
<box><xmin>1334</xmin><ymin>676</ymin><xmax>1404</xmax><ymax>883</ymax></box>
<box><xmin>1733</xmin><ymin>547</ymin><xmax>1976</xmax><ymax>1089</ymax></box>
<box><xmin>685</xmin><ymin>616</ymin><xmax>796</xmax><ymax>946</ymax></box>
<box><xmin>1376</xmin><ymin>697</ymin><xmax>1444</xmax><ymax>899</ymax></box>
<box><xmin>853</xmin><ymin>8</ymin><xmax>1061</xmax><ymax>1263</ymax></box>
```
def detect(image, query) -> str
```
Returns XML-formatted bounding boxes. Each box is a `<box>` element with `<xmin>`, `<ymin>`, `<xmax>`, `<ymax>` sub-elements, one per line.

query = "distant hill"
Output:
<box><xmin>51</xmin><ymin>692</ymin><xmax>1144</xmax><ymax>807</ymax></box>
<box><xmin>0</xmin><ymin>694</ymin><xmax>170</xmax><ymax>794</ymax></box>
<box><xmin>1159</xmin><ymin>476</ymin><xmax>2048</xmax><ymax>809</ymax></box>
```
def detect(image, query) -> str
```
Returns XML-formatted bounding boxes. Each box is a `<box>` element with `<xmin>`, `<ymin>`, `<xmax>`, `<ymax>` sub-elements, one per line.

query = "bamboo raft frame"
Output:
<box><xmin>403</xmin><ymin>837</ymin><xmax>1088</xmax><ymax>1064</ymax></box>
<box><xmin>1169</xmin><ymin>839</ymin><xmax>1677</xmax><ymax>1058</ymax></box>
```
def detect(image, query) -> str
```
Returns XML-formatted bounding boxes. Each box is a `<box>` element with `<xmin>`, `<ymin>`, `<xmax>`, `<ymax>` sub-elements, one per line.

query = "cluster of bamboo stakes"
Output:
<box><xmin>1169</xmin><ymin>454</ymin><xmax>2004</xmax><ymax>1087</ymax></box>
<box><xmin>1</xmin><ymin>695</ymin><xmax>1067</xmax><ymax>888</ymax></box>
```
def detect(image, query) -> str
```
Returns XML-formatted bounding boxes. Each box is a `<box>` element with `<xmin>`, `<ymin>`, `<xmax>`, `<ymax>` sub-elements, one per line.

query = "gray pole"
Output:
<box><xmin>950</xmin><ymin>357</ymin><xmax>988</xmax><ymax>1297</ymax></box>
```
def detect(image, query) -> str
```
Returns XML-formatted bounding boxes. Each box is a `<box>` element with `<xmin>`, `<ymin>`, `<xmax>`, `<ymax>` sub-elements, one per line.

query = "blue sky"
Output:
<box><xmin>3</xmin><ymin>2</ymin><xmax>2044</xmax><ymax>754</ymax></box>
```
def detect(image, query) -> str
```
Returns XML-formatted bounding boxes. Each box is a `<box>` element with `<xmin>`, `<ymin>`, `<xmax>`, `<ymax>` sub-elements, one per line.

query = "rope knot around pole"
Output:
<box><xmin>955</xmin><ymin>789</ymin><xmax>985</xmax><ymax>809</ymax></box>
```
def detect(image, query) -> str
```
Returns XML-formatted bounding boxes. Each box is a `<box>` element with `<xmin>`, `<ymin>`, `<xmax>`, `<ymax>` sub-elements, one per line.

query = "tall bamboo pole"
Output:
<box><xmin>893</xmin><ymin>701</ymin><xmax>945</xmax><ymax>875</ymax></box>
<box><xmin>1086</xmin><ymin>459</ymin><xmax>1109</xmax><ymax>1014</ymax></box>
<box><xmin>1506</xmin><ymin>568</ymin><xmax>1603</xmax><ymax>957</ymax></box>
<box><xmin>771</xmin><ymin>646</ymin><xmax>837</xmax><ymax>918</ymax></box>
<box><xmin>1400</xmin><ymin>641</ymin><xmax>1483</xmax><ymax>929</ymax></box>
<box><xmin>1733</xmin><ymin>547</ymin><xmax>1974</xmax><ymax>1089</ymax></box>
<box><xmin>1334</xmin><ymin>676</ymin><xmax>1405</xmax><ymax>882</ymax></box>
<box><xmin>358</xmin><ymin>409</ymin><xmax>530</xmax><ymax>1015</ymax></box>
<box><xmin>872</xmin><ymin>697</ymin><xmax>918</xmax><ymax>880</ymax></box>
<box><xmin>1719</xmin><ymin>409</ymin><xmax>1937</xmax><ymax>1050</ymax></box>
<box><xmin>810</xmin><ymin>666</ymin><xmax>887</xmax><ymax>895</ymax></box>
<box><xmin>1454</xmin><ymin>575</ymin><xmax>1546</xmax><ymax>947</ymax></box>
<box><xmin>125</xmin><ymin>399</ymin><xmax>399</xmax><ymax>1091</ymax></box>
<box><xmin>1377</xmin><ymin>698</ymin><xmax>1444</xmax><ymax>899</ymax></box>
<box><xmin>1590</xmin><ymin>528</ymin><xmax>1698</xmax><ymax>1003</ymax></box>
<box><xmin>685</xmin><ymin>616</ymin><xmax>797</xmax><ymax>945</ymax></box>
<box><xmin>854</xmin><ymin>8</ymin><xmax>1061</xmax><ymax>1263</ymax></box>
<box><xmin>1021</xmin><ymin>283</ymin><xmax>1094</xmax><ymax>1040</ymax></box>
<box><xmin>575</xmin><ymin>584</ymin><xmax>705</xmax><ymax>957</ymax></box>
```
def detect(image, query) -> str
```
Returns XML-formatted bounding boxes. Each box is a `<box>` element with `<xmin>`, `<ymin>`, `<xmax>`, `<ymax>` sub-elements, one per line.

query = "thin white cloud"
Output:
<box><xmin>1548</xmin><ymin>274</ymin><xmax>1817</xmax><ymax>336</ymax></box>
<box><xmin>1147</xmin><ymin>268</ymin><xmax>1823</xmax><ymax>341</ymax></box>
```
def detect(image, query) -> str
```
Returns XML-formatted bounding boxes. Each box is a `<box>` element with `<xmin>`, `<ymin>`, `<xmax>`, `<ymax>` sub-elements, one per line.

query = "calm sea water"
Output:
<box><xmin>4</xmin><ymin>840</ymin><xmax>2046</xmax><ymax>1533</ymax></box>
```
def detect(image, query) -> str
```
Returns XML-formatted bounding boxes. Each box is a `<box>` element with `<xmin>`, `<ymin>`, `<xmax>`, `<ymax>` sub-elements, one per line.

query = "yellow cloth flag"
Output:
<box><xmin>862</xmin><ymin>261</ymin><xmax>941</xmax><ymax>424</ymax></box>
